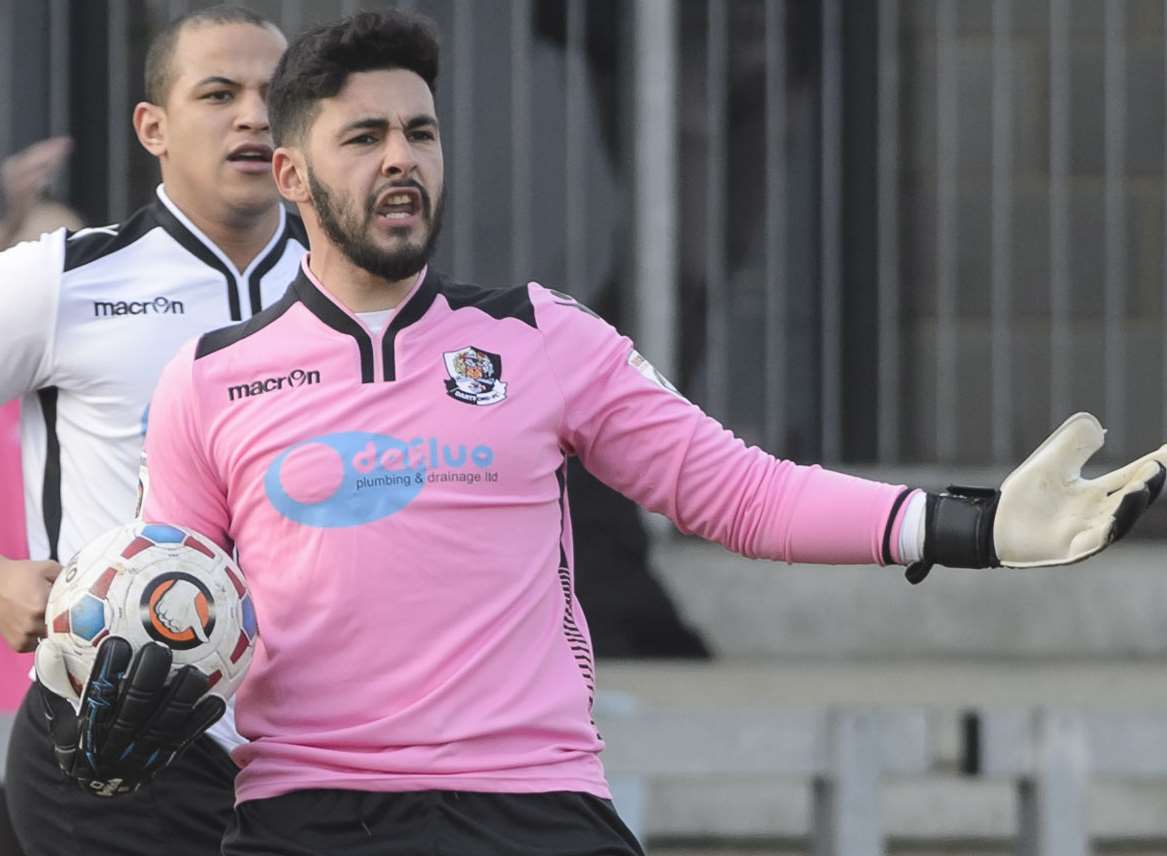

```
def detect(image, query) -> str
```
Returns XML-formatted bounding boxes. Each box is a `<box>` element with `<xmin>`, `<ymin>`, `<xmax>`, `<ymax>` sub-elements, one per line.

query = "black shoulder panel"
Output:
<box><xmin>63</xmin><ymin>205</ymin><xmax>159</xmax><ymax>272</ymax></box>
<box><xmin>195</xmin><ymin>281</ymin><xmax>300</xmax><ymax>360</ymax></box>
<box><xmin>437</xmin><ymin>275</ymin><xmax>537</xmax><ymax>329</ymax></box>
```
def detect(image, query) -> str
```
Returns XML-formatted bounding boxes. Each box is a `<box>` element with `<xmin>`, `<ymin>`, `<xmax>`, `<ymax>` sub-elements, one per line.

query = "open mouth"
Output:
<box><xmin>374</xmin><ymin>187</ymin><xmax>422</xmax><ymax>222</ymax></box>
<box><xmin>226</xmin><ymin>144</ymin><xmax>273</xmax><ymax>168</ymax></box>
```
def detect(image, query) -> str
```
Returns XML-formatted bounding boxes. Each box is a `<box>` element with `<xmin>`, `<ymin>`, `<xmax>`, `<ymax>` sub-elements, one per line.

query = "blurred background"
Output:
<box><xmin>4</xmin><ymin>1</ymin><xmax>1167</xmax><ymax>853</ymax></box>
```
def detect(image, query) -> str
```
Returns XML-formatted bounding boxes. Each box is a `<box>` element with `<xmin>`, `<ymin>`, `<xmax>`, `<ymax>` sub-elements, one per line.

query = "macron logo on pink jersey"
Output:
<box><xmin>228</xmin><ymin>369</ymin><xmax>321</xmax><ymax>402</ymax></box>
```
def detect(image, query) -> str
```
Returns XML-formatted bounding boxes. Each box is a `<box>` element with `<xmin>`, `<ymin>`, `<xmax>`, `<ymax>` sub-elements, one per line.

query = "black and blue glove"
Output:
<box><xmin>37</xmin><ymin>636</ymin><xmax>224</xmax><ymax>797</ymax></box>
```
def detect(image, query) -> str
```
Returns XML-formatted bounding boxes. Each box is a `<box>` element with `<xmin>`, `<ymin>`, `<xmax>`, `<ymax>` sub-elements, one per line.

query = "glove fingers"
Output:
<box><xmin>158</xmin><ymin>695</ymin><xmax>228</xmax><ymax>767</ymax></box>
<box><xmin>83</xmin><ymin>636</ymin><xmax>134</xmax><ymax>709</ymax></box>
<box><xmin>34</xmin><ymin>637</ymin><xmax>80</xmax><ymax>709</ymax></box>
<box><xmin>1094</xmin><ymin>448</ymin><xmax>1167</xmax><ymax>494</ymax></box>
<box><xmin>97</xmin><ymin>642</ymin><xmax>172</xmax><ymax>767</ymax></box>
<box><xmin>1003</xmin><ymin>412</ymin><xmax>1104</xmax><ymax>491</ymax></box>
<box><xmin>1096</xmin><ymin>460</ymin><xmax>1163</xmax><ymax>515</ymax></box>
<box><xmin>119</xmin><ymin>668</ymin><xmax>220</xmax><ymax>776</ymax></box>
<box><xmin>180</xmin><ymin>694</ymin><xmax>227</xmax><ymax>748</ymax></box>
<box><xmin>40</xmin><ymin>681</ymin><xmax>82</xmax><ymax>777</ymax></box>
<box><xmin>1146</xmin><ymin>464</ymin><xmax>1167</xmax><ymax>505</ymax></box>
<box><xmin>1065</xmin><ymin>463</ymin><xmax>1162</xmax><ymax>561</ymax></box>
<box><xmin>77</xmin><ymin>637</ymin><xmax>133</xmax><ymax>749</ymax></box>
<box><xmin>138</xmin><ymin>666</ymin><xmax>210</xmax><ymax>749</ymax></box>
<box><xmin>1109</xmin><ymin>484</ymin><xmax>1151</xmax><ymax>544</ymax></box>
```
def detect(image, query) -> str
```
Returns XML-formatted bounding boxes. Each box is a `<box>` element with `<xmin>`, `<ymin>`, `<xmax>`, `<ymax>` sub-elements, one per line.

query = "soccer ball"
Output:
<box><xmin>39</xmin><ymin>522</ymin><xmax>258</xmax><ymax>705</ymax></box>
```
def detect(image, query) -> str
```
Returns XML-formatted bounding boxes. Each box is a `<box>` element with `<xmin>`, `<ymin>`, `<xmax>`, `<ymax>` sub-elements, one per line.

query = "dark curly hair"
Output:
<box><xmin>267</xmin><ymin>10</ymin><xmax>440</xmax><ymax>147</ymax></box>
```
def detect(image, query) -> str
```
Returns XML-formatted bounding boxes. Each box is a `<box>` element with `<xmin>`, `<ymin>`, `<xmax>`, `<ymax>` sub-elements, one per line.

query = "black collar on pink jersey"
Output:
<box><xmin>198</xmin><ymin>267</ymin><xmax>541</xmax><ymax>383</ymax></box>
<box><xmin>289</xmin><ymin>267</ymin><xmax>440</xmax><ymax>383</ymax></box>
<box><xmin>380</xmin><ymin>270</ymin><xmax>441</xmax><ymax>381</ymax></box>
<box><xmin>296</xmin><ymin>268</ymin><xmax>541</xmax><ymax>382</ymax></box>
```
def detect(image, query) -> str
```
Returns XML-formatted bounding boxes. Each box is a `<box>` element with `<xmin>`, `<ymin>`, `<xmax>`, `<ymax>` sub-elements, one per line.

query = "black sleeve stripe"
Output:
<box><xmin>37</xmin><ymin>388</ymin><xmax>62</xmax><ymax>562</ymax></box>
<box><xmin>881</xmin><ymin>487</ymin><xmax>916</xmax><ymax>566</ymax></box>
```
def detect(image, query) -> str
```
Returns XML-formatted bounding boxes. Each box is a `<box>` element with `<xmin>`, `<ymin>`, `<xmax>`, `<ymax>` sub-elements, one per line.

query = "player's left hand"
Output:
<box><xmin>35</xmin><ymin>636</ymin><xmax>225</xmax><ymax>797</ymax></box>
<box><xmin>906</xmin><ymin>412</ymin><xmax>1166</xmax><ymax>583</ymax></box>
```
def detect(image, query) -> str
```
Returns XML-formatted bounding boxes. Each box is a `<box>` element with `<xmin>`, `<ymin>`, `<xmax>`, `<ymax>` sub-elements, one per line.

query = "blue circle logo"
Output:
<box><xmin>265</xmin><ymin>431</ymin><xmax>426</xmax><ymax>528</ymax></box>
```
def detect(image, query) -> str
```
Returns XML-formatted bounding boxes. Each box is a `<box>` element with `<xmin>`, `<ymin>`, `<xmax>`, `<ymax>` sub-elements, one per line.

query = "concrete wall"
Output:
<box><xmin>655</xmin><ymin>536</ymin><xmax>1167</xmax><ymax>659</ymax></box>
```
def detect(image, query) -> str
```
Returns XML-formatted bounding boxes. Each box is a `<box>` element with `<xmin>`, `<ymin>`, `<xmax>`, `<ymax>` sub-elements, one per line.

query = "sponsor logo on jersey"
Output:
<box><xmin>139</xmin><ymin>572</ymin><xmax>216</xmax><ymax>650</ymax></box>
<box><xmin>93</xmin><ymin>296</ymin><xmax>185</xmax><ymax>317</ymax></box>
<box><xmin>443</xmin><ymin>346</ymin><xmax>507</xmax><ymax>406</ymax></box>
<box><xmin>265</xmin><ymin>430</ymin><xmax>496</xmax><ymax>527</ymax></box>
<box><xmin>228</xmin><ymin>369</ymin><xmax>321</xmax><ymax>402</ymax></box>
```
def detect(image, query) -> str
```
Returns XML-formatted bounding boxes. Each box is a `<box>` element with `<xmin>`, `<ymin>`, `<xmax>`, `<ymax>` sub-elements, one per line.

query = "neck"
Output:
<box><xmin>161</xmin><ymin>185</ymin><xmax>280</xmax><ymax>272</ymax></box>
<box><xmin>306</xmin><ymin>240</ymin><xmax>419</xmax><ymax>313</ymax></box>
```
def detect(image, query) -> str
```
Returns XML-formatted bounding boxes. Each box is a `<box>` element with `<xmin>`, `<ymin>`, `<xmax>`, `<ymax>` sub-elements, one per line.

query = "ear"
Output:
<box><xmin>273</xmin><ymin>146</ymin><xmax>311</xmax><ymax>205</ymax></box>
<box><xmin>133</xmin><ymin>102</ymin><xmax>167</xmax><ymax>158</ymax></box>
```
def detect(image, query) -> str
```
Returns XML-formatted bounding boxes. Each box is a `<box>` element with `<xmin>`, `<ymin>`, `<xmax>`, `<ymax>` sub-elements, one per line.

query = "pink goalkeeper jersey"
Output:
<box><xmin>142</xmin><ymin>259</ymin><xmax>912</xmax><ymax>805</ymax></box>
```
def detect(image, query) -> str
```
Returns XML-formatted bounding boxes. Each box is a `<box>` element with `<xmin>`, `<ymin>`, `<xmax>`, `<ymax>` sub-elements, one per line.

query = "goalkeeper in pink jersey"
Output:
<box><xmin>41</xmin><ymin>9</ymin><xmax>1167</xmax><ymax>855</ymax></box>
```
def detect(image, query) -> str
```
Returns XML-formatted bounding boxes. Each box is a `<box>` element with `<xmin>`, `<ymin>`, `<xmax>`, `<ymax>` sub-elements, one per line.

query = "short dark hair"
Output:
<box><xmin>145</xmin><ymin>4</ymin><xmax>278</xmax><ymax>106</ymax></box>
<box><xmin>267</xmin><ymin>10</ymin><xmax>440</xmax><ymax>147</ymax></box>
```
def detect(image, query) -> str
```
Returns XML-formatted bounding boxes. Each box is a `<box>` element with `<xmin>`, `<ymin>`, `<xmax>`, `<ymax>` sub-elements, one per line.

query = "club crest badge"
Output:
<box><xmin>443</xmin><ymin>346</ymin><xmax>507</xmax><ymax>406</ymax></box>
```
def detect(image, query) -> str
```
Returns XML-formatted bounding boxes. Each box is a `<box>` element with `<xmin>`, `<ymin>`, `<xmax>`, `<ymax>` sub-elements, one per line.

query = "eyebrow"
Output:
<box><xmin>337</xmin><ymin>115</ymin><xmax>439</xmax><ymax>137</ymax></box>
<box><xmin>193</xmin><ymin>76</ymin><xmax>240</xmax><ymax>89</ymax></box>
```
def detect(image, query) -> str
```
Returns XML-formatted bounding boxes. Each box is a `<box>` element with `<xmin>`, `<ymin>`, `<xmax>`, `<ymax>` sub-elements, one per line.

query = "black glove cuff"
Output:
<box><xmin>923</xmin><ymin>485</ymin><xmax>1002</xmax><ymax>569</ymax></box>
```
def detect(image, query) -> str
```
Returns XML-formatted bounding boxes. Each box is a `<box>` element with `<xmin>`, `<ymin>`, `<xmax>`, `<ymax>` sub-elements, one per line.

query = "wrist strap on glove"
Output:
<box><xmin>904</xmin><ymin>486</ymin><xmax>1001</xmax><ymax>584</ymax></box>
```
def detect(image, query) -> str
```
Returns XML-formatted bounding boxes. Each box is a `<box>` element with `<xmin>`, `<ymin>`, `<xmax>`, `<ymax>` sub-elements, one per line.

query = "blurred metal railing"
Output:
<box><xmin>2</xmin><ymin>0</ymin><xmax>1166</xmax><ymax>467</ymax></box>
<box><xmin>978</xmin><ymin>708</ymin><xmax>1167</xmax><ymax>856</ymax></box>
<box><xmin>595</xmin><ymin>696</ymin><xmax>931</xmax><ymax>856</ymax></box>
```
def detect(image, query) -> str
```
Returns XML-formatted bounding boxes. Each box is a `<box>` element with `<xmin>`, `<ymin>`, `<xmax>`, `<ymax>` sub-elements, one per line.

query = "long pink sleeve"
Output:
<box><xmin>534</xmin><ymin>287</ymin><xmax>908</xmax><ymax>565</ymax></box>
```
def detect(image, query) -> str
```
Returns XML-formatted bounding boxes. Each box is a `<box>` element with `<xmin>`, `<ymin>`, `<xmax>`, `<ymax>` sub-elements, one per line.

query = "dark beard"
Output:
<box><xmin>306</xmin><ymin>167</ymin><xmax>444</xmax><ymax>283</ymax></box>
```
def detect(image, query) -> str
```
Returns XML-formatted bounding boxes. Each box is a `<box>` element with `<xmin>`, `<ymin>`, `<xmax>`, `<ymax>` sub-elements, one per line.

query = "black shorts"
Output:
<box><xmin>5</xmin><ymin>682</ymin><xmax>237</xmax><ymax>856</ymax></box>
<box><xmin>223</xmin><ymin>788</ymin><xmax>646</xmax><ymax>856</ymax></box>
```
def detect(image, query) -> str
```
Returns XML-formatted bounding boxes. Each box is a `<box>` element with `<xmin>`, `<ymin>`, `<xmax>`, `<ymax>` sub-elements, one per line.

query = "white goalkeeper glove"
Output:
<box><xmin>905</xmin><ymin>412</ymin><xmax>1166</xmax><ymax>583</ymax></box>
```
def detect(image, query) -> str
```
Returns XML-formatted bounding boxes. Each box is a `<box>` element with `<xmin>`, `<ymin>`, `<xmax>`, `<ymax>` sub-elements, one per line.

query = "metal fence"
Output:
<box><xmin>2</xmin><ymin>0</ymin><xmax>1166</xmax><ymax>467</ymax></box>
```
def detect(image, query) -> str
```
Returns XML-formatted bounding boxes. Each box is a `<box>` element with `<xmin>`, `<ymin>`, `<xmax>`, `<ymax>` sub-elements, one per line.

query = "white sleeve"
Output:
<box><xmin>0</xmin><ymin>230</ymin><xmax>64</xmax><ymax>401</ymax></box>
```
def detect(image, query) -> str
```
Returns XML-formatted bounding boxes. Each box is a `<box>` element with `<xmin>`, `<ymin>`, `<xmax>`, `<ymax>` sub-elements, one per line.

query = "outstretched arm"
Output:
<box><xmin>534</xmin><ymin>287</ymin><xmax>1163</xmax><ymax>576</ymax></box>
